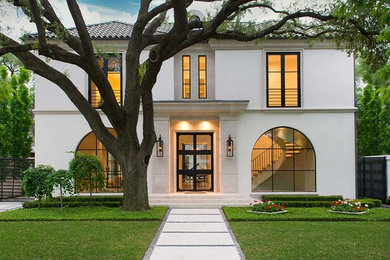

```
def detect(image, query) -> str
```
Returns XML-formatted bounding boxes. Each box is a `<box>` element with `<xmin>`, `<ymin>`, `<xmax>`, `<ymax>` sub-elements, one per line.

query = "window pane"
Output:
<box><xmin>199</xmin><ymin>71</ymin><xmax>206</xmax><ymax>84</ymax></box>
<box><xmin>179</xmin><ymin>174</ymin><xmax>194</xmax><ymax>190</ymax></box>
<box><xmin>295</xmin><ymin>171</ymin><xmax>315</xmax><ymax>191</ymax></box>
<box><xmin>196</xmin><ymin>135</ymin><xmax>212</xmax><ymax>150</ymax></box>
<box><xmin>252</xmin><ymin>171</ymin><xmax>273</xmax><ymax>191</ymax></box>
<box><xmin>178</xmin><ymin>155</ymin><xmax>194</xmax><ymax>170</ymax></box>
<box><xmin>178</xmin><ymin>135</ymin><xmax>193</xmax><ymax>150</ymax></box>
<box><xmin>268</xmin><ymin>72</ymin><xmax>281</xmax><ymax>107</ymax></box>
<box><xmin>183</xmin><ymin>71</ymin><xmax>190</xmax><ymax>84</ymax></box>
<box><xmin>268</xmin><ymin>55</ymin><xmax>281</xmax><ymax>72</ymax></box>
<box><xmin>294</xmin><ymin>149</ymin><xmax>315</xmax><ymax>170</ymax></box>
<box><xmin>253</xmin><ymin>134</ymin><xmax>273</xmax><ymax>149</ymax></box>
<box><xmin>199</xmin><ymin>56</ymin><xmax>206</xmax><ymax>70</ymax></box>
<box><xmin>107</xmin><ymin>55</ymin><xmax>121</xmax><ymax>71</ymax></box>
<box><xmin>196</xmin><ymin>174</ymin><xmax>212</xmax><ymax>190</ymax></box>
<box><xmin>78</xmin><ymin>133</ymin><xmax>97</xmax><ymax>150</ymax></box>
<box><xmin>90</xmin><ymin>81</ymin><xmax>101</xmax><ymax>108</ymax></box>
<box><xmin>285</xmin><ymin>54</ymin><xmax>298</xmax><ymax>72</ymax></box>
<box><xmin>199</xmin><ymin>85</ymin><xmax>206</xmax><ymax>99</ymax></box>
<box><xmin>108</xmin><ymin>71</ymin><xmax>121</xmax><ymax>105</ymax></box>
<box><xmin>196</xmin><ymin>155</ymin><xmax>212</xmax><ymax>170</ymax></box>
<box><xmin>293</xmin><ymin>130</ymin><xmax>312</xmax><ymax>148</ymax></box>
<box><xmin>273</xmin><ymin>170</ymin><xmax>294</xmax><ymax>191</ymax></box>
<box><xmin>183</xmin><ymin>56</ymin><xmax>190</xmax><ymax>70</ymax></box>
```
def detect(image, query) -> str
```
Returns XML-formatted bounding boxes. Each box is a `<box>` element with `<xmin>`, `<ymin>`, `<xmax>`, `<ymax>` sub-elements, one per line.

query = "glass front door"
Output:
<box><xmin>177</xmin><ymin>133</ymin><xmax>213</xmax><ymax>191</ymax></box>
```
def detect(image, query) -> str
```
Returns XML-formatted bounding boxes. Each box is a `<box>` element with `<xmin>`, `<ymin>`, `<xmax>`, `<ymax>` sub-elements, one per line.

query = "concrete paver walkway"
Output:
<box><xmin>146</xmin><ymin>208</ymin><xmax>243</xmax><ymax>260</ymax></box>
<box><xmin>0</xmin><ymin>202</ymin><xmax>23</xmax><ymax>212</ymax></box>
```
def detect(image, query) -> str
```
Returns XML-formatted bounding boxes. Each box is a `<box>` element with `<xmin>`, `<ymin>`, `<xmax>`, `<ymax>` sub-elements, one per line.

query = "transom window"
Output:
<box><xmin>89</xmin><ymin>54</ymin><xmax>122</xmax><ymax>108</ymax></box>
<box><xmin>266</xmin><ymin>53</ymin><xmax>300</xmax><ymax>107</ymax></box>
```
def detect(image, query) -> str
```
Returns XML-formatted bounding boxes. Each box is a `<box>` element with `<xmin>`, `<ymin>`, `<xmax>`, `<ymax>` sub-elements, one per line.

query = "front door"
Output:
<box><xmin>177</xmin><ymin>133</ymin><xmax>213</xmax><ymax>191</ymax></box>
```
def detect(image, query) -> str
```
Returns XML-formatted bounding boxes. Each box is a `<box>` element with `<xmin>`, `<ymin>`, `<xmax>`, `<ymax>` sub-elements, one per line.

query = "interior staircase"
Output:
<box><xmin>251</xmin><ymin>139</ymin><xmax>302</xmax><ymax>190</ymax></box>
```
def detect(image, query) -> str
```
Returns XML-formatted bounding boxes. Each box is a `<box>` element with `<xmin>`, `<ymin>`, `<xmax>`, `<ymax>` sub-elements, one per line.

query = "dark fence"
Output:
<box><xmin>0</xmin><ymin>158</ymin><xmax>34</xmax><ymax>199</ymax></box>
<box><xmin>357</xmin><ymin>156</ymin><xmax>387</xmax><ymax>202</ymax></box>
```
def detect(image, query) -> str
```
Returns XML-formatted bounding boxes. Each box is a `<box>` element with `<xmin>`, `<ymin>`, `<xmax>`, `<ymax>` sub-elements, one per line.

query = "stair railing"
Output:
<box><xmin>251</xmin><ymin>142</ymin><xmax>283</xmax><ymax>177</ymax></box>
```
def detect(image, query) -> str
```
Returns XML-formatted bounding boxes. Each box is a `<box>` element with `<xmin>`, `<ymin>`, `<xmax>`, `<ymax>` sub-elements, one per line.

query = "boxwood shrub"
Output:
<box><xmin>261</xmin><ymin>195</ymin><xmax>343</xmax><ymax>201</ymax></box>
<box><xmin>271</xmin><ymin>200</ymin><xmax>375</xmax><ymax>208</ymax></box>
<box><xmin>358</xmin><ymin>198</ymin><xmax>382</xmax><ymax>207</ymax></box>
<box><xmin>23</xmin><ymin>201</ymin><xmax>121</xmax><ymax>208</ymax></box>
<box><xmin>49</xmin><ymin>196</ymin><xmax>123</xmax><ymax>202</ymax></box>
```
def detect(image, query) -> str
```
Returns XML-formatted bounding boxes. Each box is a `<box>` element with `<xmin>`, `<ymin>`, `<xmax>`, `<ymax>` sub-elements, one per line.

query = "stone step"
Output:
<box><xmin>150</xmin><ymin>202</ymin><xmax>249</xmax><ymax>208</ymax></box>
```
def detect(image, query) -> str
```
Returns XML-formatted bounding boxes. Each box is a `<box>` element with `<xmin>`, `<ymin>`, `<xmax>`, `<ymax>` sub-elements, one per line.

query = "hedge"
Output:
<box><xmin>261</xmin><ymin>195</ymin><xmax>343</xmax><ymax>201</ymax></box>
<box><xmin>49</xmin><ymin>196</ymin><xmax>123</xmax><ymax>202</ymax></box>
<box><xmin>23</xmin><ymin>201</ymin><xmax>121</xmax><ymax>208</ymax></box>
<box><xmin>359</xmin><ymin>198</ymin><xmax>382</xmax><ymax>207</ymax></box>
<box><xmin>270</xmin><ymin>200</ymin><xmax>375</xmax><ymax>208</ymax></box>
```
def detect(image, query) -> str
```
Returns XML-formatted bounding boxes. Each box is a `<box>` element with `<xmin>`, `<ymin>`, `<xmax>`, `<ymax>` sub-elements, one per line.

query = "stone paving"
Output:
<box><xmin>0</xmin><ymin>202</ymin><xmax>23</xmax><ymax>212</ymax></box>
<box><xmin>146</xmin><ymin>208</ymin><xmax>243</xmax><ymax>260</ymax></box>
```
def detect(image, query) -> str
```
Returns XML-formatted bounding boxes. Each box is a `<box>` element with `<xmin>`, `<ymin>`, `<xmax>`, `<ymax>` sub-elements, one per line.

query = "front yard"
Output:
<box><xmin>0</xmin><ymin>206</ymin><xmax>168</xmax><ymax>260</ymax></box>
<box><xmin>224</xmin><ymin>207</ymin><xmax>390</xmax><ymax>260</ymax></box>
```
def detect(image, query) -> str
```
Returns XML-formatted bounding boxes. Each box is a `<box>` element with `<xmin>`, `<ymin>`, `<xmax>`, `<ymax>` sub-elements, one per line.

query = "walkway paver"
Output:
<box><xmin>0</xmin><ymin>202</ymin><xmax>23</xmax><ymax>213</ymax></box>
<box><xmin>147</xmin><ymin>208</ymin><xmax>243</xmax><ymax>260</ymax></box>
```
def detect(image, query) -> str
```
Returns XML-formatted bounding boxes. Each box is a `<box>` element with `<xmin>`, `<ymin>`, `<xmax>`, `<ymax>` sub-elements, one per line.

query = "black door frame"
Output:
<box><xmin>176</xmin><ymin>132</ymin><xmax>214</xmax><ymax>192</ymax></box>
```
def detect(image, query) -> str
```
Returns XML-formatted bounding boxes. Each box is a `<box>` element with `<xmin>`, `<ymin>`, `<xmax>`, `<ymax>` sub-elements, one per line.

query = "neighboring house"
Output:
<box><xmin>31</xmin><ymin>21</ymin><xmax>356</xmax><ymax>198</ymax></box>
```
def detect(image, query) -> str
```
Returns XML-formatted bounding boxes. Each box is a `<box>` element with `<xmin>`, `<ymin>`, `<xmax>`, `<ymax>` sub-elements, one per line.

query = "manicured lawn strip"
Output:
<box><xmin>223</xmin><ymin>207</ymin><xmax>390</xmax><ymax>221</ymax></box>
<box><xmin>230</xmin><ymin>221</ymin><xmax>390</xmax><ymax>260</ymax></box>
<box><xmin>0</xmin><ymin>206</ymin><xmax>168</xmax><ymax>221</ymax></box>
<box><xmin>0</xmin><ymin>221</ymin><xmax>160</xmax><ymax>260</ymax></box>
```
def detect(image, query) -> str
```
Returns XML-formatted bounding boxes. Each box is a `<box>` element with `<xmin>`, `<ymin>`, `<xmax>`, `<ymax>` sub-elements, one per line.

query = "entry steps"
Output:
<box><xmin>149</xmin><ymin>193</ymin><xmax>252</xmax><ymax>208</ymax></box>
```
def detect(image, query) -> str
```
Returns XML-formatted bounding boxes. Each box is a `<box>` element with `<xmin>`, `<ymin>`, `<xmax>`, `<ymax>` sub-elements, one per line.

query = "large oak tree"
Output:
<box><xmin>0</xmin><ymin>0</ymin><xmax>385</xmax><ymax>210</ymax></box>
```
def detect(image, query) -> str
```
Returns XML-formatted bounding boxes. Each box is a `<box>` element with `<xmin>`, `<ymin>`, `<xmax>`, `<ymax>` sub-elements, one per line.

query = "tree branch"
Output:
<box><xmin>0</xmin><ymin>43</ymin><xmax>36</xmax><ymax>56</ymax></box>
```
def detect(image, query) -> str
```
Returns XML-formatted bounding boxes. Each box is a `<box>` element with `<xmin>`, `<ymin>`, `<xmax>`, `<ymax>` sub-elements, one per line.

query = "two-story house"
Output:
<box><xmin>33</xmin><ymin>21</ymin><xmax>356</xmax><ymax>200</ymax></box>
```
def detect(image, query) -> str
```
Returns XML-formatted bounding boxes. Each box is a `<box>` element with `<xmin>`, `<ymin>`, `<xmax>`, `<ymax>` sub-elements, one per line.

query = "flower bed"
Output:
<box><xmin>328</xmin><ymin>199</ymin><xmax>368</xmax><ymax>214</ymax></box>
<box><xmin>249</xmin><ymin>200</ymin><xmax>287</xmax><ymax>214</ymax></box>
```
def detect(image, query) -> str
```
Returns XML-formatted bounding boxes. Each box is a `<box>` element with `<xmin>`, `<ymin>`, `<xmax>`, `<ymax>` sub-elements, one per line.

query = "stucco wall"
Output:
<box><xmin>236</xmin><ymin>112</ymin><xmax>356</xmax><ymax>198</ymax></box>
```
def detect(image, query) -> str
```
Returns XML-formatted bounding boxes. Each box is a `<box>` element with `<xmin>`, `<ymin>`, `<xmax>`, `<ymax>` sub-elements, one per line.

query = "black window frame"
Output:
<box><xmin>266</xmin><ymin>52</ymin><xmax>301</xmax><ymax>108</ymax></box>
<box><xmin>198</xmin><ymin>55</ymin><xmax>207</xmax><ymax>99</ymax></box>
<box><xmin>88</xmin><ymin>53</ymin><xmax>123</xmax><ymax>108</ymax></box>
<box><xmin>182</xmin><ymin>55</ymin><xmax>191</xmax><ymax>99</ymax></box>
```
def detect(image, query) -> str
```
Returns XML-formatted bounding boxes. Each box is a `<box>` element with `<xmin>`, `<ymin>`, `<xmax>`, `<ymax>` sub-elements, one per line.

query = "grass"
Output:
<box><xmin>223</xmin><ymin>207</ymin><xmax>390</xmax><ymax>221</ymax></box>
<box><xmin>230</xmin><ymin>221</ymin><xmax>390</xmax><ymax>260</ymax></box>
<box><xmin>0</xmin><ymin>221</ymin><xmax>160</xmax><ymax>260</ymax></box>
<box><xmin>0</xmin><ymin>206</ymin><xmax>168</xmax><ymax>221</ymax></box>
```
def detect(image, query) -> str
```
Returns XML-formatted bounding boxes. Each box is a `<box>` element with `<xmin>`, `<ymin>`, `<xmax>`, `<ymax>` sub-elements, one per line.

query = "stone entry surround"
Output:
<box><xmin>145</xmin><ymin>208</ymin><xmax>244</xmax><ymax>260</ymax></box>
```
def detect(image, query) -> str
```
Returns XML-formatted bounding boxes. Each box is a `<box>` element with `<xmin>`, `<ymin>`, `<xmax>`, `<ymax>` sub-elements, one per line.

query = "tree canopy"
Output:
<box><xmin>0</xmin><ymin>64</ymin><xmax>33</xmax><ymax>158</ymax></box>
<box><xmin>0</xmin><ymin>0</ymin><xmax>387</xmax><ymax>210</ymax></box>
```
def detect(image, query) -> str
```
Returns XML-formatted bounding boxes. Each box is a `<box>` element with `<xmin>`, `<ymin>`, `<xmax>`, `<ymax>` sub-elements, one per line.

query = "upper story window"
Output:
<box><xmin>181</xmin><ymin>55</ymin><xmax>208</xmax><ymax>99</ymax></box>
<box><xmin>89</xmin><ymin>54</ymin><xmax>122</xmax><ymax>108</ymax></box>
<box><xmin>266</xmin><ymin>52</ymin><xmax>300</xmax><ymax>107</ymax></box>
<box><xmin>198</xmin><ymin>55</ymin><xmax>207</xmax><ymax>99</ymax></box>
<box><xmin>182</xmin><ymin>55</ymin><xmax>191</xmax><ymax>99</ymax></box>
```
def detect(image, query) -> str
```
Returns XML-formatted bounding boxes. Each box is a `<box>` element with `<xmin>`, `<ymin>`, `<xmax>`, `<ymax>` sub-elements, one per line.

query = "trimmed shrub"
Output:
<box><xmin>23</xmin><ymin>201</ymin><xmax>121</xmax><ymax>208</ymax></box>
<box><xmin>50</xmin><ymin>196</ymin><xmax>123</xmax><ymax>202</ymax></box>
<box><xmin>271</xmin><ymin>200</ymin><xmax>375</xmax><ymax>208</ymax></box>
<box><xmin>262</xmin><ymin>195</ymin><xmax>343</xmax><ymax>201</ymax></box>
<box><xmin>359</xmin><ymin>198</ymin><xmax>382</xmax><ymax>207</ymax></box>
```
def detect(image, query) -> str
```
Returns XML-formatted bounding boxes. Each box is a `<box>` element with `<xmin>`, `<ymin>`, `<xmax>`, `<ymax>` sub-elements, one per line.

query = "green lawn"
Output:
<box><xmin>230</xmin><ymin>221</ymin><xmax>390</xmax><ymax>260</ymax></box>
<box><xmin>0</xmin><ymin>221</ymin><xmax>160</xmax><ymax>260</ymax></box>
<box><xmin>223</xmin><ymin>207</ymin><xmax>390</xmax><ymax>221</ymax></box>
<box><xmin>0</xmin><ymin>206</ymin><xmax>168</xmax><ymax>221</ymax></box>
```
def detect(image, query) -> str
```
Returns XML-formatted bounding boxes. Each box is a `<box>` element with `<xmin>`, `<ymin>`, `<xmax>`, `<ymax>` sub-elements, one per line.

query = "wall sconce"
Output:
<box><xmin>156</xmin><ymin>135</ymin><xmax>163</xmax><ymax>157</ymax></box>
<box><xmin>227</xmin><ymin>135</ymin><xmax>233</xmax><ymax>157</ymax></box>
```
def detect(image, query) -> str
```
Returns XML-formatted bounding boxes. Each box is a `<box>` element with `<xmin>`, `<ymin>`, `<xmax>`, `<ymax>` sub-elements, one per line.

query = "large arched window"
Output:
<box><xmin>251</xmin><ymin>127</ymin><xmax>315</xmax><ymax>192</ymax></box>
<box><xmin>76</xmin><ymin>129</ymin><xmax>122</xmax><ymax>192</ymax></box>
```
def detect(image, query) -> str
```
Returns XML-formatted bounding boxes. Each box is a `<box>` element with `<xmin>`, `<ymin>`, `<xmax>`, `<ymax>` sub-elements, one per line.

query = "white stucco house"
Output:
<box><xmin>32</xmin><ymin>21</ymin><xmax>356</xmax><ymax>201</ymax></box>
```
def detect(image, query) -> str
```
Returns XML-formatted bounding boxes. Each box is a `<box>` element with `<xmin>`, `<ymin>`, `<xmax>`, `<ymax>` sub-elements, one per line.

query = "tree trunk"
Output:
<box><xmin>121</xmin><ymin>152</ymin><xmax>151</xmax><ymax>211</ymax></box>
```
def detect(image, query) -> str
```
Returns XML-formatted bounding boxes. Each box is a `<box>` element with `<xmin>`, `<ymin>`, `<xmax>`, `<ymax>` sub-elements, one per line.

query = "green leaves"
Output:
<box><xmin>23</xmin><ymin>165</ymin><xmax>56</xmax><ymax>207</ymax></box>
<box><xmin>68</xmin><ymin>153</ymin><xmax>105</xmax><ymax>197</ymax></box>
<box><xmin>0</xmin><ymin>65</ymin><xmax>33</xmax><ymax>158</ymax></box>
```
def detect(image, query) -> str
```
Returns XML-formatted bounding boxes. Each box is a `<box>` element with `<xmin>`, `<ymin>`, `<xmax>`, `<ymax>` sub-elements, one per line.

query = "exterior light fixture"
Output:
<box><xmin>227</xmin><ymin>135</ymin><xmax>233</xmax><ymax>157</ymax></box>
<box><xmin>156</xmin><ymin>135</ymin><xmax>163</xmax><ymax>157</ymax></box>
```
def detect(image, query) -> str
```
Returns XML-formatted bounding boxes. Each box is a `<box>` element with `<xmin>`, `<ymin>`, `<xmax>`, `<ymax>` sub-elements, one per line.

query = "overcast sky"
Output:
<box><xmin>0</xmin><ymin>0</ymin><xmax>333</xmax><ymax>41</ymax></box>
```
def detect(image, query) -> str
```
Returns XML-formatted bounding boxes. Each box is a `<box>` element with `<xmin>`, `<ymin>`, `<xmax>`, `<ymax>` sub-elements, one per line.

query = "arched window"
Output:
<box><xmin>251</xmin><ymin>127</ymin><xmax>315</xmax><ymax>192</ymax></box>
<box><xmin>76</xmin><ymin>129</ymin><xmax>122</xmax><ymax>192</ymax></box>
